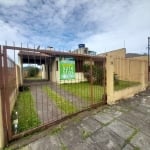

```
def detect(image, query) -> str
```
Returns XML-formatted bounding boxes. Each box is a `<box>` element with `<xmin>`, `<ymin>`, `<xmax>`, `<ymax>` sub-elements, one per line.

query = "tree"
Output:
<box><xmin>27</xmin><ymin>66</ymin><xmax>39</xmax><ymax>77</ymax></box>
<box><xmin>83</xmin><ymin>64</ymin><xmax>104</xmax><ymax>85</ymax></box>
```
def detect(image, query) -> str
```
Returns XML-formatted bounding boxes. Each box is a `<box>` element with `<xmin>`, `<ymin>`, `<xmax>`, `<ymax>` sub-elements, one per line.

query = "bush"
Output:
<box><xmin>83</xmin><ymin>64</ymin><xmax>91</xmax><ymax>82</ymax></box>
<box><xmin>28</xmin><ymin>67</ymin><xmax>39</xmax><ymax>77</ymax></box>
<box><xmin>83</xmin><ymin>64</ymin><xmax>104</xmax><ymax>85</ymax></box>
<box><xmin>19</xmin><ymin>85</ymin><xmax>29</xmax><ymax>92</ymax></box>
<box><xmin>93</xmin><ymin>66</ymin><xmax>104</xmax><ymax>85</ymax></box>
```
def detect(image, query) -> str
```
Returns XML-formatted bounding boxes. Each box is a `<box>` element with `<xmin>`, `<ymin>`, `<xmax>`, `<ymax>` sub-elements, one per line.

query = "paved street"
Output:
<box><xmin>9</xmin><ymin>89</ymin><xmax>150</xmax><ymax>150</ymax></box>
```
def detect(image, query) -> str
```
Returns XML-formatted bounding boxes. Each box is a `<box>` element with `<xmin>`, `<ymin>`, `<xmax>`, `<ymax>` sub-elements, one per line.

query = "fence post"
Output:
<box><xmin>0</xmin><ymin>46</ymin><xmax>5</xmax><ymax>148</ymax></box>
<box><xmin>0</xmin><ymin>90</ymin><xmax>4</xmax><ymax>148</ymax></box>
<box><xmin>106</xmin><ymin>55</ymin><xmax>114</xmax><ymax>104</ymax></box>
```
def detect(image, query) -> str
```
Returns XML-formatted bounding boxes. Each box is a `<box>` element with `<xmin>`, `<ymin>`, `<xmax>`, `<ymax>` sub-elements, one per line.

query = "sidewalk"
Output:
<box><xmin>8</xmin><ymin>89</ymin><xmax>150</xmax><ymax>150</ymax></box>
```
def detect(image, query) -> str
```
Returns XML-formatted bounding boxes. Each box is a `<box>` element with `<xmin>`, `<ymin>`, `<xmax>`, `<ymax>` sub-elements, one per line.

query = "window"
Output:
<box><xmin>75</xmin><ymin>60</ymin><xmax>83</xmax><ymax>72</ymax></box>
<box><xmin>56</xmin><ymin>61</ymin><xmax>58</xmax><ymax>71</ymax></box>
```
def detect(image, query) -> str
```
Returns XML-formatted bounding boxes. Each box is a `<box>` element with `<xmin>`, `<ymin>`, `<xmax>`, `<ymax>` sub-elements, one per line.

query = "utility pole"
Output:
<box><xmin>148</xmin><ymin>37</ymin><xmax>150</xmax><ymax>81</ymax></box>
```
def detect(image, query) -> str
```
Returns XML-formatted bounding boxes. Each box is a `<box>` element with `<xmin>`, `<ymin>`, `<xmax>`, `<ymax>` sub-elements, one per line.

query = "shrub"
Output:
<box><xmin>93</xmin><ymin>66</ymin><xmax>104</xmax><ymax>85</ymax></box>
<box><xmin>83</xmin><ymin>64</ymin><xmax>104</xmax><ymax>85</ymax></box>
<box><xmin>83</xmin><ymin>64</ymin><xmax>91</xmax><ymax>82</ymax></box>
<box><xmin>27</xmin><ymin>67</ymin><xmax>39</xmax><ymax>77</ymax></box>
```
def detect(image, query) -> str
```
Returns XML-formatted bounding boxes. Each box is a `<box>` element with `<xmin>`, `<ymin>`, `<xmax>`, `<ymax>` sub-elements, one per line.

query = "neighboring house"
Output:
<box><xmin>98</xmin><ymin>48</ymin><xmax>148</xmax><ymax>60</ymax></box>
<box><xmin>126</xmin><ymin>54</ymin><xmax>148</xmax><ymax>61</ymax></box>
<box><xmin>97</xmin><ymin>48</ymin><xmax>126</xmax><ymax>58</ymax></box>
<box><xmin>72</xmin><ymin>44</ymin><xmax>96</xmax><ymax>56</ymax></box>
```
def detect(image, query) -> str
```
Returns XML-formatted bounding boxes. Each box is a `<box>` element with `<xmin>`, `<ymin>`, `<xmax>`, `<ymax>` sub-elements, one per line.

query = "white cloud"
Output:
<box><xmin>0</xmin><ymin>0</ymin><xmax>149</xmax><ymax>53</ymax></box>
<box><xmin>82</xmin><ymin>0</ymin><xmax>150</xmax><ymax>53</ymax></box>
<box><xmin>0</xmin><ymin>0</ymin><xmax>27</xmax><ymax>6</ymax></box>
<box><xmin>0</xmin><ymin>20</ymin><xmax>27</xmax><ymax>45</ymax></box>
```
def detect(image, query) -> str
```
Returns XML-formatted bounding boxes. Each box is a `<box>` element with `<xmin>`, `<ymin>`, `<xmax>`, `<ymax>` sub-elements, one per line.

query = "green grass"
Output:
<box><xmin>12</xmin><ymin>90</ymin><xmax>41</xmax><ymax>132</ymax></box>
<box><xmin>43</xmin><ymin>86</ymin><xmax>78</xmax><ymax>114</ymax></box>
<box><xmin>61</xmin><ymin>82</ymin><xmax>104</xmax><ymax>102</ymax></box>
<box><xmin>115</xmin><ymin>80</ymin><xmax>140</xmax><ymax>91</ymax></box>
<box><xmin>61</xmin><ymin>81</ymin><xmax>140</xmax><ymax>101</ymax></box>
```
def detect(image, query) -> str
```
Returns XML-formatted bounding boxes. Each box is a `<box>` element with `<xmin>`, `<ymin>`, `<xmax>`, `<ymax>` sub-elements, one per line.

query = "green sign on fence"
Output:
<box><xmin>60</xmin><ymin>60</ymin><xmax>75</xmax><ymax>80</ymax></box>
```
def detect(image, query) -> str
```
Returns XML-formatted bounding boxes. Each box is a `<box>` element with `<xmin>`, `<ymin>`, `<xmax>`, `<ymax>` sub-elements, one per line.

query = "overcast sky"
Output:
<box><xmin>0</xmin><ymin>0</ymin><xmax>150</xmax><ymax>54</ymax></box>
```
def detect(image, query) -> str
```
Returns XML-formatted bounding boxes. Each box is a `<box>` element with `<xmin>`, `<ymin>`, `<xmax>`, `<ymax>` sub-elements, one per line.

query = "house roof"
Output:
<box><xmin>18</xmin><ymin>51</ymin><xmax>51</xmax><ymax>64</ymax></box>
<box><xmin>18</xmin><ymin>51</ymin><xmax>50</xmax><ymax>57</ymax></box>
<box><xmin>11</xmin><ymin>46</ymin><xmax>148</xmax><ymax>63</ymax></box>
<box><xmin>125</xmin><ymin>53</ymin><xmax>147</xmax><ymax>58</ymax></box>
<box><xmin>4</xmin><ymin>45</ymin><xmax>106</xmax><ymax>62</ymax></box>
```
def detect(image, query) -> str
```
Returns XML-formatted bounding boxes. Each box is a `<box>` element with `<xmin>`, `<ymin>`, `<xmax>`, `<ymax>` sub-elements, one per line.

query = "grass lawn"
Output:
<box><xmin>61</xmin><ymin>81</ymin><xmax>140</xmax><ymax>102</ymax></box>
<box><xmin>43</xmin><ymin>86</ymin><xmax>78</xmax><ymax>114</ymax></box>
<box><xmin>12</xmin><ymin>89</ymin><xmax>41</xmax><ymax>132</ymax></box>
<box><xmin>61</xmin><ymin>82</ymin><xmax>104</xmax><ymax>103</ymax></box>
<box><xmin>114</xmin><ymin>80</ymin><xmax>140</xmax><ymax>91</ymax></box>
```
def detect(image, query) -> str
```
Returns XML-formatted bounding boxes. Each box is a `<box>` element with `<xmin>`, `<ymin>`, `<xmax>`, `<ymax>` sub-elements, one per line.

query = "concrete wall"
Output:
<box><xmin>127</xmin><ymin>56</ymin><xmax>148</xmax><ymax>83</ymax></box>
<box><xmin>101</xmin><ymin>49</ymin><xmax>148</xmax><ymax>84</ymax></box>
<box><xmin>16</xmin><ymin>65</ymin><xmax>21</xmax><ymax>88</ymax></box>
<box><xmin>10</xmin><ymin>65</ymin><xmax>21</xmax><ymax>113</ymax></box>
<box><xmin>0</xmin><ymin>64</ymin><xmax>21</xmax><ymax>148</ymax></box>
<box><xmin>98</xmin><ymin>48</ymin><xmax>126</xmax><ymax>57</ymax></box>
<box><xmin>106</xmin><ymin>55</ymin><xmax>147</xmax><ymax>104</ymax></box>
<box><xmin>18</xmin><ymin>56</ymin><xmax>23</xmax><ymax>85</ymax></box>
<box><xmin>42</xmin><ymin>64</ymin><xmax>48</xmax><ymax>79</ymax></box>
<box><xmin>9</xmin><ymin>88</ymin><xmax>18</xmax><ymax>113</ymax></box>
<box><xmin>101</xmin><ymin>48</ymin><xmax>148</xmax><ymax>86</ymax></box>
<box><xmin>114</xmin><ymin>58</ymin><xmax>148</xmax><ymax>83</ymax></box>
<box><xmin>50</xmin><ymin>58</ymin><xmax>58</xmax><ymax>82</ymax></box>
<box><xmin>113</xmin><ymin>85</ymin><xmax>144</xmax><ymax>102</ymax></box>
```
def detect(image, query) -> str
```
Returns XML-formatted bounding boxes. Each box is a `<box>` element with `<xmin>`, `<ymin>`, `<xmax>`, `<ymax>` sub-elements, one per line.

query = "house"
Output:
<box><xmin>72</xmin><ymin>44</ymin><xmax>96</xmax><ymax>56</ymax></box>
<box><xmin>97</xmin><ymin>48</ymin><xmax>126</xmax><ymax>58</ymax></box>
<box><xmin>18</xmin><ymin>45</ymin><xmax>104</xmax><ymax>85</ymax></box>
<box><xmin>98</xmin><ymin>48</ymin><xmax>148</xmax><ymax>61</ymax></box>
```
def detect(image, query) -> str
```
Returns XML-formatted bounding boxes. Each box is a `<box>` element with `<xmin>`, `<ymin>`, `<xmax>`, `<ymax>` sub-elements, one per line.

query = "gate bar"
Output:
<box><xmin>3</xmin><ymin>47</ymin><xmax>12</xmax><ymax>141</ymax></box>
<box><xmin>0</xmin><ymin>46</ymin><xmax>9</xmax><ymax>145</ymax></box>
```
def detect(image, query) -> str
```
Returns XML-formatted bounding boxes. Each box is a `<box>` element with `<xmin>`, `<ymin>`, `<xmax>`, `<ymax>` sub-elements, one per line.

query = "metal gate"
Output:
<box><xmin>0</xmin><ymin>45</ymin><xmax>106</xmax><ymax>145</ymax></box>
<box><xmin>148</xmin><ymin>37</ymin><xmax>150</xmax><ymax>82</ymax></box>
